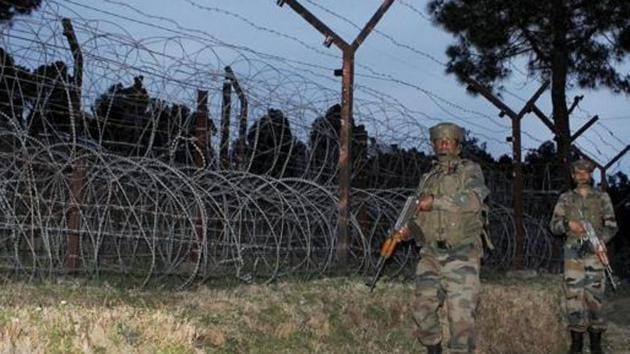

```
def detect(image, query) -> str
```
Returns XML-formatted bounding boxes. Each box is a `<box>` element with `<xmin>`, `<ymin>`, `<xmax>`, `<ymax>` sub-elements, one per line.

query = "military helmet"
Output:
<box><xmin>571</xmin><ymin>159</ymin><xmax>595</xmax><ymax>173</ymax></box>
<box><xmin>429</xmin><ymin>122</ymin><xmax>465</xmax><ymax>142</ymax></box>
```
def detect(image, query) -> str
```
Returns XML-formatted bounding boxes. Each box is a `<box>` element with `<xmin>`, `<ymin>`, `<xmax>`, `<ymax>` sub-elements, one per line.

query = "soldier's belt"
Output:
<box><xmin>425</xmin><ymin>240</ymin><xmax>451</xmax><ymax>250</ymax></box>
<box><xmin>427</xmin><ymin>239</ymin><xmax>478</xmax><ymax>251</ymax></box>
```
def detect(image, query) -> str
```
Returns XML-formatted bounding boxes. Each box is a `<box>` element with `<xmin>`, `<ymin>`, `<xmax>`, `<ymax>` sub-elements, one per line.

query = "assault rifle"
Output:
<box><xmin>368</xmin><ymin>195</ymin><xmax>417</xmax><ymax>292</ymax></box>
<box><xmin>581</xmin><ymin>220</ymin><xmax>617</xmax><ymax>291</ymax></box>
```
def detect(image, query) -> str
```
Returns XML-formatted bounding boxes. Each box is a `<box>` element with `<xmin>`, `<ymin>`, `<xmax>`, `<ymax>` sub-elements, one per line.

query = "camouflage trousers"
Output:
<box><xmin>563</xmin><ymin>245</ymin><xmax>607</xmax><ymax>332</ymax></box>
<box><xmin>412</xmin><ymin>243</ymin><xmax>481</xmax><ymax>353</ymax></box>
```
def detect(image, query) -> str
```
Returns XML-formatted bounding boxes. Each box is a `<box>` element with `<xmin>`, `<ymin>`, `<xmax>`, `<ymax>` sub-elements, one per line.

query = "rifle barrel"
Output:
<box><xmin>605</xmin><ymin>267</ymin><xmax>617</xmax><ymax>291</ymax></box>
<box><xmin>369</xmin><ymin>257</ymin><xmax>386</xmax><ymax>292</ymax></box>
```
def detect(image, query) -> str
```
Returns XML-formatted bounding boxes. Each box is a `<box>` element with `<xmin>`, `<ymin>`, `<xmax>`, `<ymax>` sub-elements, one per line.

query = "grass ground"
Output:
<box><xmin>0</xmin><ymin>275</ymin><xmax>627</xmax><ymax>353</ymax></box>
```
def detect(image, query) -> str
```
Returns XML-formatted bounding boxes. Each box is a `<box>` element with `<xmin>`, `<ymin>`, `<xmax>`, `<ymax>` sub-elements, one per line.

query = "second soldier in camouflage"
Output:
<box><xmin>550</xmin><ymin>159</ymin><xmax>618</xmax><ymax>354</ymax></box>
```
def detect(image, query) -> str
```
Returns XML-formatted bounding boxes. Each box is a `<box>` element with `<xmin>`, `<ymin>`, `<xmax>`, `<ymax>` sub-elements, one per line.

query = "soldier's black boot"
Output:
<box><xmin>589</xmin><ymin>329</ymin><xmax>603</xmax><ymax>354</ymax></box>
<box><xmin>425</xmin><ymin>343</ymin><xmax>442</xmax><ymax>354</ymax></box>
<box><xmin>568</xmin><ymin>331</ymin><xmax>583</xmax><ymax>353</ymax></box>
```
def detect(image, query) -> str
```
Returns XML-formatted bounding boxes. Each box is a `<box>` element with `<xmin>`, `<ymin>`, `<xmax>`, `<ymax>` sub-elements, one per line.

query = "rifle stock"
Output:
<box><xmin>368</xmin><ymin>231</ymin><xmax>403</xmax><ymax>292</ymax></box>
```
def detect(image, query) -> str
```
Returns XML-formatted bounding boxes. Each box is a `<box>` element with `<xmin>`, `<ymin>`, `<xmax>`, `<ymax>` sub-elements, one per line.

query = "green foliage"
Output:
<box><xmin>461</xmin><ymin>135</ymin><xmax>494</xmax><ymax>164</ymax></box>
<box><xmin>427</xmin><ymin>0</ymin><xmax>630</xmax><ymax>91</ymax></box>
<box><xmin>0</xmin><ymin>48</ymin><xmax>31</xmax><ymax>128</ymax></box>
<box><xmin>307</xmin><ymin>104</ymin><xmax>369</xmax><ymax>185</ymax></box>
<box><xmin>245</xmin><ymin>108</ymin><xmax>305</xmax><ymax>178</ymax></box>
<box><xmin>607</xmin><ymin>171</ymin><xmax>630</xmax><ymax>277</ymax></box>
<box><xmin>0</xmin><ymin>0</ymin><xmax>42</xmax><ymax>23</ymax></box>
<box><xmin>522</xmin><ymin>140</ymin><xmax>566</xmax><ymax>190</ymax></box>
<box><xmin>428</xmin><ymin>0</ymin><xmax>630</xmax><ymax>187</ymax></box>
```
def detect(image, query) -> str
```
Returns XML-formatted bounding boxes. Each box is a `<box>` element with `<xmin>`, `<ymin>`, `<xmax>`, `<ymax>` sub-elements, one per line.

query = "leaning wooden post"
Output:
<box><xmin>220</xmin><ymin>73</ymin><xmax>232</xmax><ymax>170</ymax></box>
<box><xmin>225</xmin><ymin>66</ymin><xmax>248</xmax><ymax>170</ymax></box>
<box><xmin>194</xmin><ymin>90</ymin><xmax>209</xmax><ymax>169</ymax></box>
<box><xmin>61</xmin><ymin>18</ymin><xmax>84</xmax><ymax>140</ymax></box>
<box><xmin>193</xmin><ymin>91</ymin><xmax>209</xmax><ymax>260</ymax></box>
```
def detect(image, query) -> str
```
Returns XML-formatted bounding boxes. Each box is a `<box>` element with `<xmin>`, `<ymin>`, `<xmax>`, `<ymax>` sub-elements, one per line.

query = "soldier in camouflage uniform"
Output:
<box><xmin>393</xmin><ymin>122</ymin><xmax>489</xmax><ymax>354</ymax></box>
<box><xmin>549</xmin><ymin>159</ymin><xmax>618</xmax><ymax>354</ymax></box>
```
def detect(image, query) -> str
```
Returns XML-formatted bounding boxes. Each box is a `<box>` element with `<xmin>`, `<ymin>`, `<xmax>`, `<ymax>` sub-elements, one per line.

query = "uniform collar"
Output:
<box><xmin>571</xmin><ymin>185</ymin><xmax>595</xmax><ymax>197</ymax></box>
<box><xmin>432</xmin><ymin>156</ymin><xmax>462</xmax><ymax>173</ymax></box>
<box><xmin>432</xmin><ymin>156</ymin><xmax>462</xmax><ymax>165</ymax></box>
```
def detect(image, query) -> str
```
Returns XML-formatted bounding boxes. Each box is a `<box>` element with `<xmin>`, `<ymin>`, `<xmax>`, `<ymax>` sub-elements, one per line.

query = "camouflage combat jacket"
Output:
<box><xmin>550</xmin><ymin>186</ymin><xmax>618</xmax><ymax>247</ymax></box>
<box><xmin>409</xmin><ymin>158</ymin><xmax>489</xmax><ymax>249</ymax></box>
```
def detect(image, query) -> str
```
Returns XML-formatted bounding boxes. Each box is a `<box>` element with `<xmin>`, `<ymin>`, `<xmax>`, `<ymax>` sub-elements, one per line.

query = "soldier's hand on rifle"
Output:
<box><xmin>398</xmin><ymin>225</ymin><xmax>411</xmax><ymax>241</ymax></box>
<box><xmin>567</xmin><ymin>219</ymin><xmax>586</xmax><ymax>235</ymax></box>
<box><xmin>415</xmin><ymin>194</ymin><xmax>434</xmax><ymax>213</ymax></box>
<box><xmin>380</xmin><ymin>226</ymin><xmax>411</xmax><ymax>258</ymax></box>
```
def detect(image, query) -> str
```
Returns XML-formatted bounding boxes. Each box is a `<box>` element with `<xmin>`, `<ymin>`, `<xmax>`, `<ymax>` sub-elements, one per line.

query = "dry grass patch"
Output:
<box><xmin>0</xmin><ymin>304</ymin><xmax>199</xmax><ymax>353</ymax></box>
<box><xmin>477</xmin><ymin>280</ymin><xmax>565</xmax><ymax>353</ymax></box>
<box><xmin>0</xmin><ymin>275</ymin><xmax>627</xmax><ymax>353</ymax></box>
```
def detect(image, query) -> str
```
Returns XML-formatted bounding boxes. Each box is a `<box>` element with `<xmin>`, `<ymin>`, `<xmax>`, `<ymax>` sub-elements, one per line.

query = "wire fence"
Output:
<box><xmin>0</xmin><ymin>2</ymin><xmax>569</xmax><ymax>288</ymax></box>
<box><xmin>0</xmin><ymin>129</ymin><xmax>559</xmax><ymax>288</ymax></box>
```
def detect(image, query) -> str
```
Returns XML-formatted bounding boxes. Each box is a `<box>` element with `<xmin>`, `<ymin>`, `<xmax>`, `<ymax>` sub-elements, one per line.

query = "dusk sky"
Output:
<box><xmin>32</xmin><ymin>0</ymin><xmax>630</xmax><ymax>177</ymax></box>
